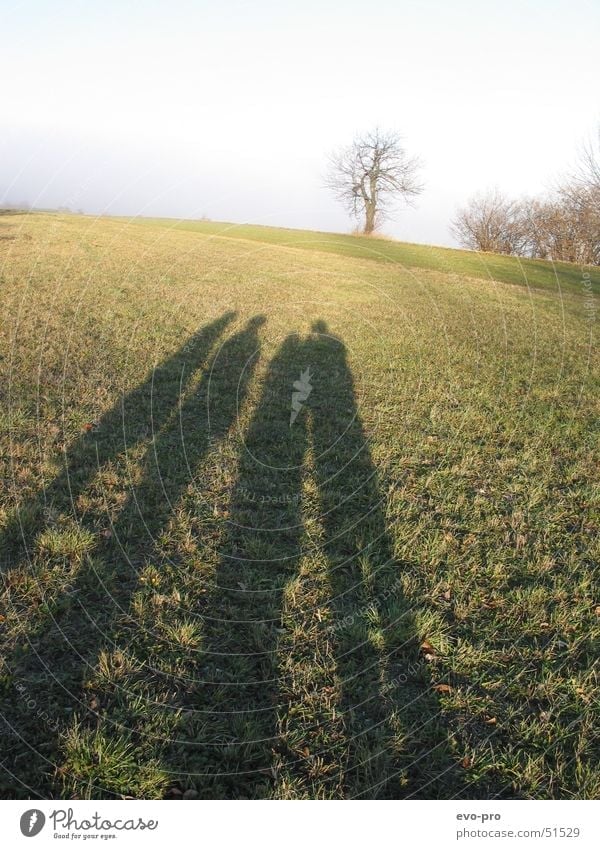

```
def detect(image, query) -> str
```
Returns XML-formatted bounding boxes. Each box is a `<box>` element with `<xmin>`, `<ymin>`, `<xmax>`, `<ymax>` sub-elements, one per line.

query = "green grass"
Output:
<box><xmin>131</xmin><ymin>216</ymin><xmax>600</xmax><ymax>294</ymax></box>
<box><xmin>0</xmin><ymin>211</ymin><xmax>598</xmax><ymax>799</ymax></box>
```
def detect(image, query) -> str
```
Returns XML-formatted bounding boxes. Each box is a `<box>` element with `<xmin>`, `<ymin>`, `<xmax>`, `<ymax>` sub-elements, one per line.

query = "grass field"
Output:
<box><xmin>0</xmin><ymin>211</ymin><xmax>598</xmax><ymax>800</ymax></box>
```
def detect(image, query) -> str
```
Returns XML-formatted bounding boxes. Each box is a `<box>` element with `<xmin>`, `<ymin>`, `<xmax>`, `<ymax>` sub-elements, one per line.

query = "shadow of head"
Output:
<box><xmin>246</xmin><ymin>315</ymin><xmax>267</xmax><ymax>331</ymax></box>
<box><xmin>311</xmin><ymin>319</ymin><xmax>330</xmax><ymax>334</ymax></box>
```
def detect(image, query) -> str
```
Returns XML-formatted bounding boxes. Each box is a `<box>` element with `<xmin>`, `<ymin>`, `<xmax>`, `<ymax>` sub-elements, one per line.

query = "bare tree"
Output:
<box><xmin>326</xmin><ymin>129</ymin><xmax>423</xmax><ymax>234</ymax></box>
<box><xmin>562</xmin><ymin>182</ymin><xmax>600</xmax><ymax>264</ymax></box>
<box><xmin>523</xmin><ymin>186</ymin><xmax>600</xmax><ymax>265</ymax></box>
<box><xmin>451</xmin><ymin>127</ymin><xmax>600</xmax><ymax>265</ymax></box>
<box><xmin>574</xmin><ymin>125</ymin><xmax>600</xmax><ymax>200</ymax></box>
<box><xmin>451</xmin><ymin>189</ymin><xmax>529</xmax><ymax>255</ymax></box>
<box><xmin>539</xmin><ymin>124</ymin><xmax>600</xmax><ymax>264</ymax></box>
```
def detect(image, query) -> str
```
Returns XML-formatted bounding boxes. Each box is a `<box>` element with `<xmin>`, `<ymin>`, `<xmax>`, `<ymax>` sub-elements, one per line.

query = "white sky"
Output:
<box><xmin>1</xmin><ymin>0</ymin><xmax>598</xmax><ymax>246</ymax></box>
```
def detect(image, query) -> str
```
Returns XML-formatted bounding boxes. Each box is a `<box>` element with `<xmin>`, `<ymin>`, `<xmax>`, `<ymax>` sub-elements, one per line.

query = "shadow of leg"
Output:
<box><xmin>0</xmin><ymin>313</ymin><xmax>237</xmax><ymax>797</ymax></box>
<box><xmin>167</xmin><ymin>334</ymin><xmax>308</xmax><ymax>798</ymax></box>
<box><xmin>53</xmin><ymin>316</ymin><xmax>270</xmax><ymax>799</ymax></box>
<box><xmin>307</xmin><ymin>320</ymin><xmax>462</xmax><ymax>798</ymax></box>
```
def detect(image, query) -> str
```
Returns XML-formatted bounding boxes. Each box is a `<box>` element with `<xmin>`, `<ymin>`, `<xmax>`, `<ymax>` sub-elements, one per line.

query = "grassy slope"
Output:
<box><xmin>132</xmin><ymin>216</ymin><xmax>600</xmax><ymax>295</ymax></box>
<box><xmin>0</xmin><ymin>212</ymin><xmax>598</xmax><ymax>800</ymax></box>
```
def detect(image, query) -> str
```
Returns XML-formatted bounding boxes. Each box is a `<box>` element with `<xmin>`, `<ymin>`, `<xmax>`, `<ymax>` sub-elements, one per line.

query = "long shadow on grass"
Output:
<box><xmin>0</xmin><ymin>311</ymin><xmax>235</xmax><ymax>569</ymax></box>
<box><xmin>308</xmin><ymin>321</ymin><xmax>459</xmax><ymax>798</ymax></box>
<box><xmin>166</xmin><ymin>331</ymin><xmax>308</xmax><ymax>797</ymax></box>
<box><xmin>0</xmin><ymin>312</ymin><xmax>273</xmax><ymax>797</ymax></box>
<box><xmin>179</xmin><ymin>321</ymin><xmax>467</xmax><ymax>799</ymax></box>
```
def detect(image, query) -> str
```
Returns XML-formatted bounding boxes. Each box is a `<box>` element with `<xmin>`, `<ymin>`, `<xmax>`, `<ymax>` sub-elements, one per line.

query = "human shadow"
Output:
<box><xmin>178</xmin><ymin>321</ymin><xmax>466</xmax><ymax>799</ymax></box>
<box><xmin>163</xmin><ymin>332</ymin><xmax>308</xmax><ymax>797</ymax></box>
<box><xmin>0</xmin><ymin>313</ymin><xmax>272</xmax><ymax>796</ymax></box>
<box><xmin>307</xmin><ymin>320</ymin><xmax>457</xmax><ymax>798</ymax></box>
<box><xmin>0</xmin><ymin>311</ymin><xmax>235</xmax><ymax>568</ymax></box>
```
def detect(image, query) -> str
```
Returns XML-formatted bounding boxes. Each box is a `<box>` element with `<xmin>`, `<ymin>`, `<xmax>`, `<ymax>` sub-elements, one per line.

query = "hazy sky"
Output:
<box><xmin>1</xmin><ymin>0</ymin><xmax>598</xmax><ymax>246</ymax></box>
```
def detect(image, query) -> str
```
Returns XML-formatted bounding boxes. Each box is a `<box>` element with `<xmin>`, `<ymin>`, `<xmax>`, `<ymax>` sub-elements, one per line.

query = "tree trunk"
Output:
<box><xmin>364</xmin><ymin>201</ymin><xmax>376</xmax><ymax>234</ymax></box>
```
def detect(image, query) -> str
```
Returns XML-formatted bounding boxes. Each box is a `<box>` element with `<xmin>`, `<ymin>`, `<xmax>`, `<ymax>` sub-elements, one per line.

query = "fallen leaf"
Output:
<box><xmin>461</xmin><ymin>756</ymin><xmax>472</xmax><ymax>769</ymax></box>
<box><xmin>433</xmin><ymin>683</ymin><xmax>452</xmax><ymax>693</ymax></box>
<box><xmin>420</xmin><ymin>639</ymin><xmax>437</xmax><ymax>661</ymax></box>
<box><xmin>484</xmin><ymin>716</ymin><xmax>497</xmax><ymax>725</ymax></box>
<box><xmin>443</xmin><ymin>589</ymin><xmax>451</xmax><ymax>601</ymax></box>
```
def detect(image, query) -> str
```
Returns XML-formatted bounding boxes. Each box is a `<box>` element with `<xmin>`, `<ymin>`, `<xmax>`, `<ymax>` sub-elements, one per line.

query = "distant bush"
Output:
<box><xmin>452</xmin><ymin>127</ymin><xmax>600</xmax><ymax>265</ymax></box>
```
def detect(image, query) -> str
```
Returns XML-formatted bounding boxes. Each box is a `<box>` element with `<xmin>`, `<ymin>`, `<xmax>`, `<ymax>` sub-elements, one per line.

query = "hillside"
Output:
<box><xmin>0</xmin><ymin>211</ymin><xmax>598</xmax><ymax>800</ymax></box>
<box><xmin>134</xmin><ymin>215</ymin><xmax>600</xmax><ymax>294</ymax></box>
